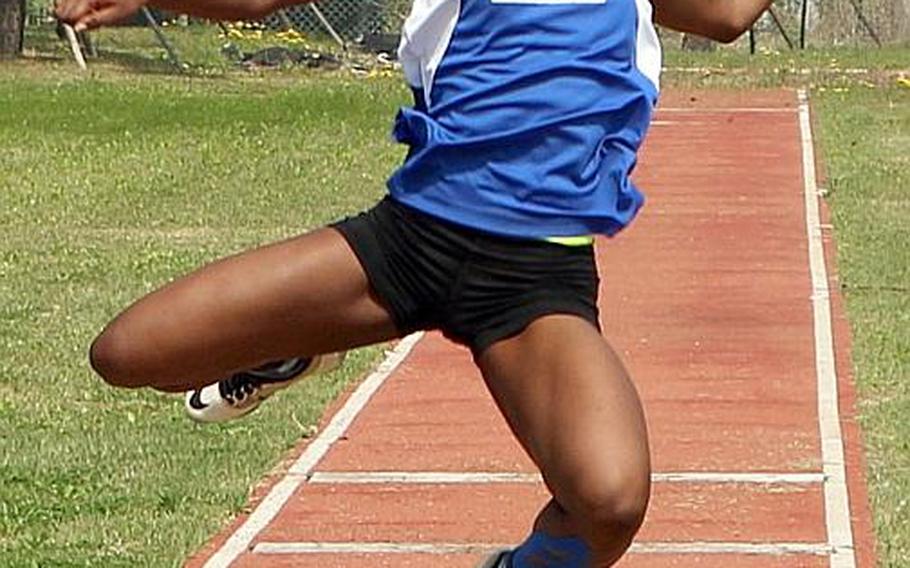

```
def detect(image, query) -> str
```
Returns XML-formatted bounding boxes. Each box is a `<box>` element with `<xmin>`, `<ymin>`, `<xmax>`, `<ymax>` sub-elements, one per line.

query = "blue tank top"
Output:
<box><xmin>388</xmin><ymin>0</ymin><xmax>661</xmax><ymax>238</ymax></box>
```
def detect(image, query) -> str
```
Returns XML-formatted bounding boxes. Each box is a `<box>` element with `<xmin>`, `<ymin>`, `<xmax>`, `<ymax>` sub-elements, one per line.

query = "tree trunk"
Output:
<box><xmin>0</xmin><ymin>0</ymin><xmax>26</xmax><ymax>58</ymax></box>
<box><xmin>901</xmin><ymin>0</ymin><xmax>910</xmax><ymax>41</ymax></box>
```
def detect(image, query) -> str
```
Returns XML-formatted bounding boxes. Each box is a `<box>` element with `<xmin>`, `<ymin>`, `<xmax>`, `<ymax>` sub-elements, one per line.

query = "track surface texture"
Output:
<box><xmin>186</xmin><ymin>89</ymin><xmax>876</xmax><ymax>568</ymax></box>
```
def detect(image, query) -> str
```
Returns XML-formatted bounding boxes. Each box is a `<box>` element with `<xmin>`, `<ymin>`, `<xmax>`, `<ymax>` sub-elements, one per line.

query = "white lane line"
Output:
<box><xmin>202</xmin><ymin>332</ymin><xmax>425</xmax><ymax>568</ymax></box>
<box><xmin>255</xmin><ymin>542</ymin><xmax>496</xmax><ymax>555</ymax></box>
<box><xmin>308</xmin><ymin>471</ymin><xmax>826</xmax><ymax>485</ymax></box>
<box><xmin>655</xmin><ymin>471</ymin><xmax>825</xmax><ymax>484</ymax></box>
<box><xmin>253</xmin><ymin>541</ymin><xmax>840</xmax><ymax>556</ymax></box>
<box><xmin>797</xmin><ymin>89</ymin><xmax>857</xmax><ymax>568</ymax></box>
<box><xmin>633</xmin><ymin>542</ymin><xmax>834</xmax><ymax>555</ymax></box>
<box><xmin>656</xmin><ymin>107</ymin><xmax>797</xmax><ymax>114</ymax></box>
<box><xmin>310</xmin><ymin>471</ymin><xmax>541</xmax><ymax>484</ymax></box>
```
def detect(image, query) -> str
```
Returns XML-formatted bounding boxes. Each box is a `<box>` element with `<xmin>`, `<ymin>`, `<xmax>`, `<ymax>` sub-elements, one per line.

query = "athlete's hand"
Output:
<box><xmin>55</xmin><ymin>0</ymin><xmax>147</xmax><ymax>31</ymax></box>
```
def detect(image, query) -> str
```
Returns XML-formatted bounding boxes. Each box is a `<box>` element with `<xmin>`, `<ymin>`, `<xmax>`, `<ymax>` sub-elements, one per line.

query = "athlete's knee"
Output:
<box><xmin>571</xmin><ymin>466</ymin><xmax>650</xmax><ymax>544</ymax></box>
<box><xmin>89</xmin><ymin>323</ymin><xmax>153</xmax><ymax>388</ymax></box>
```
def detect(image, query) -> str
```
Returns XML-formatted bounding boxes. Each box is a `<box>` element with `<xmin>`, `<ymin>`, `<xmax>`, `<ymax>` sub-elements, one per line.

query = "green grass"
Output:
<box><xmin>0</xmin><ymin>66</ymin><xmax>409</xmax><ymax>566</ymax></box>
<box><xmin>2</xmin><ymin>29</ymin><xmax>909</xmax><ymax>566</ymax></box>
<box><xmin>815</xmin><ymin>88</ymin><xmax>910</xmax><ymax>567</ymax></box>
<box><xmin>662</xmin><ymin>43</ymin><xmax>910</xmax><ymax>89</ymax></box>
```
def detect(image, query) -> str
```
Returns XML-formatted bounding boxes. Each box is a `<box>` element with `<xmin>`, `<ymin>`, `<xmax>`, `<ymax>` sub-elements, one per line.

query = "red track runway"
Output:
<box><xmin>186</xmin><ymin>90</ymin><xmax>875</xmax><ymax>568</ymax></box>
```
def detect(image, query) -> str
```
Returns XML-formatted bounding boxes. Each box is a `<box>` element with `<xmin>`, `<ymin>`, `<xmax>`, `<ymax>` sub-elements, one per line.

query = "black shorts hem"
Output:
<box><xmin>468</xmin><ymin>302</ymin><xmax>600</xmax><ymax>356</ymax></box>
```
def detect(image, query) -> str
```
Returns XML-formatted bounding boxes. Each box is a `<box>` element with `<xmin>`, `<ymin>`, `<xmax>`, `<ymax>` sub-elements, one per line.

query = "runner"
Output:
<box><xmin>56</xmin><ymin>0</ymin><xmax>771</xmax><ymax>565</ymax></box>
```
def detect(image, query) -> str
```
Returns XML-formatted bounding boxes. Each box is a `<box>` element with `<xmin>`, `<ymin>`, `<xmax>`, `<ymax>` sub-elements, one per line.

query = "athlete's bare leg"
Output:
<box><xmin>476</xmin><ymin>315</ymin><xmax>651</xmax><ymax>567</ymax></box>
<box><xmin>89</xmin><ymin>228</ymin><xmax>400</xmax><ymax>392</ymax></box>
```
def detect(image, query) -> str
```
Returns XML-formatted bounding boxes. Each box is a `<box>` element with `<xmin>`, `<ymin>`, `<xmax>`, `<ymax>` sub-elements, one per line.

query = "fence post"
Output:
<box><xmin>847</xmin><ymin>0</ymin><xmax>883</xmax><ymax>45</ymax></box>
<box><xmin>140</xmin><ymin>7</ymin><xmax>183</xmax><ymax>69</ymax></box>
<box><xmin>799</xmin><ymin>0</ymin><xmax>809</xmax><ymax>48</ymax></box>
<box><xmin>768</xmin><ymin>7</ymin><xmax>795</xmax><ymax>49</ymax></box>
<box><xmin>307</xmin><ymin>4</ymin><xmax>346</xmax><ymax>49</ymax></box>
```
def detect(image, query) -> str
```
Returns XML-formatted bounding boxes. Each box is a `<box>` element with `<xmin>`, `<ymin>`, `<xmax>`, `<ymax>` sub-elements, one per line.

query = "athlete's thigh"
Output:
<box><xmin>94</xmin><ymin>227</ymin><xmax>400</xmax><ymax>390</ymax></box>
<box><xmin>475</xmin><ymin>315</ymin><xmax>650</xmax><ymax>516</ymax></box>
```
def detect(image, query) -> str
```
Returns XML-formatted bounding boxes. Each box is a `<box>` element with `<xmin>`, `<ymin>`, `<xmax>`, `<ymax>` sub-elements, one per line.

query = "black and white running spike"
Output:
<box><xmin>185</xmin><ymin>353</ymin><xmax>346</xmax><ymax>423</ymax></box>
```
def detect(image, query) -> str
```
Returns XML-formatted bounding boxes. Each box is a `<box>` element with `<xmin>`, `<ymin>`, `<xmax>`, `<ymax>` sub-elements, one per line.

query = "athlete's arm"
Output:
<box><xmin>56</xmin><ymin>0</ymin><xmax>302</xmax><ymax>32</ymax></box>
<box><xmin>650</xmin><ymin>0</ymin><xmax>773</xmax><ymax>43</ymax></box>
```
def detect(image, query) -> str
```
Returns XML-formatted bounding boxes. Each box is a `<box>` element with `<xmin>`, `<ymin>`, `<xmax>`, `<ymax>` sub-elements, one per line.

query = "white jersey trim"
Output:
<box><xmin>633</xmin><ymin>0</ymin><xmax>662</xmax><ymax>91</ymax></box>
<box><xmin>398</xmin><ymin>0</ymin><xmax>462</xmax><ymax>106</ymax></box>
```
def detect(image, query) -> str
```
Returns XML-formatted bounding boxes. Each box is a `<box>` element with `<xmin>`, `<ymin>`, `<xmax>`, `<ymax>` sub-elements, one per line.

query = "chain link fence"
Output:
<box><xmin>23</xmin><ymin>0</ymin><xmax>410</xmax><ymax>45</ymax></box>
<box><xmin>655</xmin><ymin>0</ymin><xmax>909</xmax><ymax>49</ymax></box>
<box><xmin>269</xmin><ymin>0</ymin><xmax>910</xmax><ymax>46</ymax></box>
<box><xmin>756</xmin><ymin>0</ymin><xmax>908</xmax><ymax>46</ymax></box>
<box><xmin>16</xmin><ymin>0</ymin><xmax>910</xmax><ymax>68</ymax></box>
<box><xmin>272</xmin><ymin>0</ymin><xmax>409</xmax><ymax>39</ymax></box>
<box><xmin>263</xmin><ymin>0</ymin><xmax>910</xmax><ymax>46</ymax></box>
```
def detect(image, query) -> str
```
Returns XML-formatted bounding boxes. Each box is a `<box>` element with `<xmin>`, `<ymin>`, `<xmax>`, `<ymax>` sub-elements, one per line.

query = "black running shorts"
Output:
<box><xmin>332</xmin><ymin>197</ymin><xmax>600</xmax><ymax>355</ymax></box>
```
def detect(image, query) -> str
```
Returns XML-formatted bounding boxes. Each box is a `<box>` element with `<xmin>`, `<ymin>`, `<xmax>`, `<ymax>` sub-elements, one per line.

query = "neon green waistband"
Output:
<box><xmin>544</xmin><ymin>235</ymin><xmax>595</xmax><ymax>247</ymax></box>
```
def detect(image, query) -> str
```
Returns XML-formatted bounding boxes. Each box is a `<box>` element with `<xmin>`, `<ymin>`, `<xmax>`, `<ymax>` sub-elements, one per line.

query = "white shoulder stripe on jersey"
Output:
<box><xmin>633</xmin><ymin>0</ymin><xmax>662</xmax><ymax>91</ymax></box>
<box><xmin>398</xmin><ymin>0</ymin><xmax>462</xmax><ymax>105</ymax></box>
